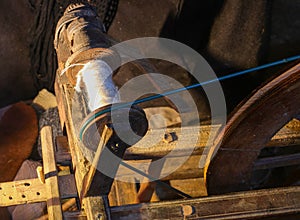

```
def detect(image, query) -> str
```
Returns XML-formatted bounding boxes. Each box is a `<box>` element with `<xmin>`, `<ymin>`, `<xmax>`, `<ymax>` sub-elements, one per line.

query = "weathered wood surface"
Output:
<box><xmin>110</xmin><ymin>186</ymin><xmax>300</xmax><ymax>220</ymax></box>
<box><xmin>108</xmin><ymin>179</ymin><xmax>138</xmax><ymax>206</ymax></box>
<box><xmin>55</xmin><ymin>79</ymin><xmax>111</xmax><ymax>219</ymax></box>
<box><xmin>0</xmin><ymin>178</ymin><xmax>47</xmax><ymax>206</ymax></box>
<box><xmin>124</xmin><ymin>119</ymin><xmax>300</xmax><ymax>160</ymax></box>
<box><xmin>205</xmin><ymin>63</ymin><xmax>300</xmax><ymax>195</ymax></box>
<box><xmin>0</xmin><ymin>174</ymin><xmax>77</xmax><ymax>207</ymax></box>
<box><xmin>113</xmin><ymin>118</ymin><xmax>300</xmax><ymax>182</ymax></box>
<box><xmin>41</xmin><ymin>126</ymin><xmax>63</xmax><ymax>220</ymax></box>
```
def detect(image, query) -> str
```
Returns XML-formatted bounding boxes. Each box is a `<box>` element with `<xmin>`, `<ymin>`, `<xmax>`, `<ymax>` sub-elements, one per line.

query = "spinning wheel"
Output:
<box><xmin>205</xmin><ymin>63</ymin><xmax>300</xmax><ymax>194</ymax></box>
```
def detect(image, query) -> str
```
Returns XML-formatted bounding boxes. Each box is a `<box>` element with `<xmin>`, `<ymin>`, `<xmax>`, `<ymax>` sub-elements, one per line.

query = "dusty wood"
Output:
<box><xmin>0</xmin><ymin>175</ymin><xmax>78</xmax><ymax>207</ymax></box>
<box><xmin>55</xmin><ymin>81</ymin><xmax>87</xmax><ymax>191</ymax></box>
<box><xmin>269</xmin><ymin>118</ymin><xmax>300</xmax><ymax>147</ymax></box>
<box><xmin>124</xmin><ymin>120</ymin><xmax>300</xmax><ymax>160</ymax></box>
<box><xmin>55</xmin><ymin>79</ymin><xmax>111</xmax><ymax>219</ymax></box>
<box><xmin>83</xmin><ymin>196</ymin><xmax>111</xmax><ymax>220</ymax></box>
<box><xmin>109</xmin><ymin>180</ymin><xmax>138</xmax><ymax>206</ymax></box>
<box><xmin>55</xmin><ymin>81</ymin><xmax>67</xmax><ymax>130</ymax></box>
<box><xmin>205</xmin><ymin>63</ymin><xmax>300</xmax><ymax>195</ymax></box>
<box><xmin>110</xmin><ymin>186</ymin><xmax>300</xmax><ymax>220</ymax></box>
<box><xmin>0</xmin><ymin>178</ymin><xmax>47</xmax><ymax>206</ymax></box>
<box><xmin>41</xmin><ymin>126</ymin><xmax>63</xmax><ymax>220</ymax></box>
<box><xmin>151</xmin><ymin>178</ymin><xmax>207</xmax><ymax>201</ymax></box>
<box><xmin>124</xmin><ymin>125</ymin><xmax>220</xmax><ymax>160</ymax></box>
<box><xmin>117</xmin><ymin>153</ymin><xmax>300</xmax><ymax>182</ymax></box>
<box><xmin>33</xmin><ymin>89</ymin><xmax>57</xmax><ymax>110</ymax></box>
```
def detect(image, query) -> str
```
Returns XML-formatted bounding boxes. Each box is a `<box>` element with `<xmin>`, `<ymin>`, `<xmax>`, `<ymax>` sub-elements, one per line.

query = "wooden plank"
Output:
<box><xmin>56</xmin><ymin>81</ymin><xmax>111</xmax><ymax>219</ymax></box>
<box><xmin>41</xmin><ymin>126</ymin><xmax>63</xmax><ymax>220</ymax></box>
<box><xmin>124</xmin><ymin>120</ymin><xmax>300</xmax><ymax>160</ymax></box>
<box><xmin>83</xmin><ymin>196</ymin><xmax>111</xmax><ymax>220</ymax></box>
<box><xmin>57</xmin><ymin>82</ymin><xmax>88</xmax><ymax>195</ymax></box>
<box><xmin>119</xmin><ymin>150</ymin><xmax>300</xmax><ymax>181</ymax></box>
<box><xmin>0</xmin><ymin>178</ymin><xmax>47</xmax><ymax>206</ymax></box>
<box><xmin>170</xmin><ymin>178</ymin><xmax>207</xmax><ymax>198</ymax></box>
<box><xmin>0</xmin><ymin>174</ymin><xmax>77</xmax><ymax>207</ymax></box>
<box><xmin>124</xmin><ymin>125</ymin><xmax>220</xmax><ymax>159</ymax></box>
<box><xmin>254</xmin><ymin>153</ymin><xmax>300</xmax><ymax>170</ymax></box>
<box><xmin>56</xmin><ymin>135</ymin><xmax>72</xmax><ymax>164</ymax></box>
<box><xmin>110</xmin><ymin>186</ymin><xmax>300</xmax><ymax>220</ymax></box>
<box><xmin>109</xmin><ymin>180</ymin><xmax>138</xmax><ymax>206</ymax></box>
<box><xmin>116</xmin><ymin>155</ymin><xmax>203</xmax><ymax>181</ymax></box>
<box><xmin>135</xmin><ymin>158</ymin><xmax>166</xmax><ymax>203</ymax></box>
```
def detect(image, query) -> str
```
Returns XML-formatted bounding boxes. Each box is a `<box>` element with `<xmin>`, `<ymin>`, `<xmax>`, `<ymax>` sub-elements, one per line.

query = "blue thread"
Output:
<box><xmin>79</xmin><ymin>55</ymin><xmax>300</xmax><ymax>140</ymax></box>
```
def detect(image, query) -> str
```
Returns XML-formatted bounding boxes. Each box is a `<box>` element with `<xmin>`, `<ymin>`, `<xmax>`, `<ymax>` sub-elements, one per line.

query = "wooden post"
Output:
<box><xmin>41</xmin><ymin>126</ymin><xmax>63</xmax><ymax>220</ymax></box>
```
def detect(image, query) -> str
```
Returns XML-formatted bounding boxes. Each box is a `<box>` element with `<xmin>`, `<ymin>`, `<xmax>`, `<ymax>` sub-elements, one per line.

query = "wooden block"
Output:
<box><xmin>56</xmin><ymin>136</ymin><xmax>72</xmax><ymax>163</ymax></box>
<box><xmin>114</xmin><ymin>180</ymin><xmax>138</xmax><ymax>206</ymax></box>
<box><xmin>58</xmin><ymin>174</ymin><xmax>78</xmax><ymax>199</ymax></box>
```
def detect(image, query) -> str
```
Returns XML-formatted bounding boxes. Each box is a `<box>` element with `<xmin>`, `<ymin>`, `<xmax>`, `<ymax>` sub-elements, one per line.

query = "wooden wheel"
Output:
<box><xmin>204</xmin><ymin>63</ymin><xmax>300</xmax><ymax>195</ymax></box>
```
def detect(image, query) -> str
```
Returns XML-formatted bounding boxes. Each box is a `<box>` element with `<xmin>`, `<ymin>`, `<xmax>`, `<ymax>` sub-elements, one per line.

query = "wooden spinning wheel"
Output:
<box><xmin>205</xmin><ymin>62</ymin><xmax>300</xmax><ymax>194</ymax></box>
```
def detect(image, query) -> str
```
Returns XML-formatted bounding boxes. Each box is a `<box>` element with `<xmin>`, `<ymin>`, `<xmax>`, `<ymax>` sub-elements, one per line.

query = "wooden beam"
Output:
<box><xmin>0</xmin><ymin>178</ymin><xmax>47</xmax><ymax>206</ymax></box>
<box><xmin>124</xmin><ymin>119</ymin><xmax>300</xmax><ymax>160</ymax></box>
<box><xmin>0</xmin><ymin>175</ymin><xmax>77</xmax><ymax>207</ymax></box>
<box><xmin>116</xmin><ymin>155</ymin><xmax>203</xmax><ymax>181</ymax></box>
<box><xmin>41</xmin><ymin>126</ymin><xmax>63</xmax><ymax>220</ymax></box>
<box><xmin>124</xmin><ymin>125</ymin><xmax>220</xmax><ymax>159</ymax></box>
<box><xmin>110</xmin><ymin>186</ymin><xmax>300</xmax><ymax>220</ymax></box>
<box><xmin>55</xmin><ymin>80</ymin><xmax>112</xmax><ymax>219</ymax></box>
<box><xmin>116</xmin><ymin>151</ymin><xmax>300</xmax><ymax>182</ymax></box>
<box><xmin>254</xmin><ymin>152</ymin><xmax>300</xmax><ymax>170</ymax></box>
